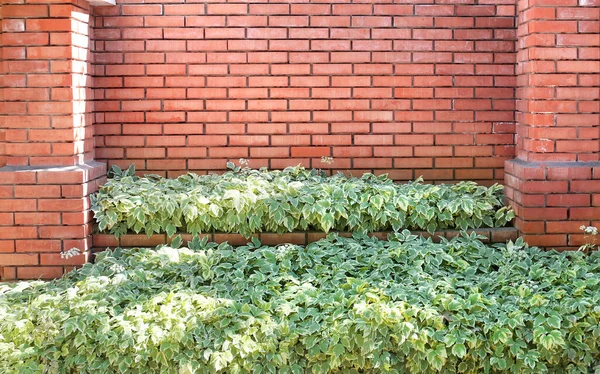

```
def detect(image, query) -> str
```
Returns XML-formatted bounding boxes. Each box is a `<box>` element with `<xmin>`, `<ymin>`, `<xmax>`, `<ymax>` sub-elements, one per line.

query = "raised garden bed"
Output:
<box><xmin>2</xmin><ymin>234</ymin><xmax>599</xmax><ymax>372</ymax></box>
<box><xmin>91</xmin><ymin>165</ymin><xmax>515</xmax><ymax>239</ymax></box>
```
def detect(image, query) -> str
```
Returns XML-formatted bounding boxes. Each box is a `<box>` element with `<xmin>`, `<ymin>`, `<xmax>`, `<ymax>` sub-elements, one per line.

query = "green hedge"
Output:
<box><xmin>91</xmin><ymin>165</ymin><xmax>515</xmax><ymax>238</ymax></box>
<box><xmin>1</xmin><ymin>234</ymin><xmax>599</xmax><ymax>373</ymax></box>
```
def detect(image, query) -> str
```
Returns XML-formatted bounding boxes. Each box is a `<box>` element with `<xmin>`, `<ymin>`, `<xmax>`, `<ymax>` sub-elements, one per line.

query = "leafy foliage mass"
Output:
<box><xmin>92</xmin><ymin>165</ymin><xmax>515</xmax><ymax>238</ymax></box>
<box><xmin>1</xmin><ymin>234</ymin><xmax>599</xmax><ymax>373</ymax></box>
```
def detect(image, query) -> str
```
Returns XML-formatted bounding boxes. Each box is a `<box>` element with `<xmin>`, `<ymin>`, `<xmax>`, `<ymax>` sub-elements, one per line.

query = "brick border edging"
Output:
<box><xmin>92</xmin><ymin>227</ymin><xmax>518</xmax><ymax>251</ymax></box>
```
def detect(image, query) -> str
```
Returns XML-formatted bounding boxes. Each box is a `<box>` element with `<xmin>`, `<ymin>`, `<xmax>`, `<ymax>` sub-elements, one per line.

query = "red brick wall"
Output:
<box><xmin>0</xmin><ymin>0</ymin><xmax>96</xmax><ymax>167</ymax></box>
<box><xmin>0</xmin><ymin>164</ymin><xmax>106</xmax><ymax>280</ymax></box>
<box><xmin>504</xmin><ymin>0</ymin><xmax>599</xmax><ymax>250</ymax></box>
<box><xmin>0</xmin><ymin>0</ymin><xmax>107</xmax><ymax>280</ymax></box>
<box><xmin>514</xmin><ymin>0</ymin><xmax>599</xmax><ymax>163</ymax></box>
<box><xmin>92</xmin><ymin>1</ymin><xmax>518</xmax><ymax>182</ymax></box>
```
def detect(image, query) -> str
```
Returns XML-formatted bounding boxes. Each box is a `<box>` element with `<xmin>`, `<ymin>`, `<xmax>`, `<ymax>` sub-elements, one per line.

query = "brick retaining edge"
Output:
<box><xmin>93</xmin><ymin>227</ymin><xmax>519</xmax><ymax>252</ymax></box>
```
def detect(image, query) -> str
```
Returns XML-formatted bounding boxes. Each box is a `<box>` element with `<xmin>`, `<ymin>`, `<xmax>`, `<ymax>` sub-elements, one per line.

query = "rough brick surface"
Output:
<box><xmin>0</xmin><ymin>162</ymin><xmax>106</xmax><ymax>280</ymax></box>
<box><xmin>0</xmin><ymin>0</ymin><xmax>108</xmax><ymax>280</ymax></box>
<box><xmin>505</xmin><ymin>160</ymin><xmax>600</xmax><ymax>250</ymax></box>
<box><xmin>515</xmin><ymin>0</ymin><xmax>599</xmax><ymax>163</ymax></box>
<box><xmin>505</xmin><ymin>0</ymin><xmax>600</xmax><ymax>251</ymax></box>
<box><xmin>92</xmin><ymin>1</ymin><xmax>518</xmax><ymax>182</ymax></box>
<box><xmin>0</xmin><ymin>0</ymin><xmax>96</xmax><ymax>167</ymax></box>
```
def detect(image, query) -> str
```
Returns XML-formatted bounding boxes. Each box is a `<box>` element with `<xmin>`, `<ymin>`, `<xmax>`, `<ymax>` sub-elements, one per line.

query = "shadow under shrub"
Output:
<box><xmin>1</xmin><ymin>233</ymin><xmax>599</xmax><ymax>373</ymax></box>
<box><xmin>91</xmin><ymin>165</ymin><xmax>515</xmax><ymax>238</ymax></box>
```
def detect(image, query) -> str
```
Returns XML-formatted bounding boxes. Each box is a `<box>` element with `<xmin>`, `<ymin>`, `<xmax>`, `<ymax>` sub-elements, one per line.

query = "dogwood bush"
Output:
<box><xmin>1</xmin><ymin>234</ymin><xmax>599</xmax><ymax>373</ymax></box>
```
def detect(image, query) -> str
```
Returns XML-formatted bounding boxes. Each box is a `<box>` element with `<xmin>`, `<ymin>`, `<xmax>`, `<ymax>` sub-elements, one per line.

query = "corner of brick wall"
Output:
<box><xmin>506</xmin><ymin>0</ymin><xmax>600</xmax><ymax>250</ymax></box>
<box><xmin>0</xmin><ymin>162</ymin><xmax>106</xmax><ymax>280</ymax></box>
<box><xmin>505</xmin><ymin>160</ymin><xmax>600</xmax><ymax>249</ymax></box>
<box><xmin>0</xmin><ymin>0</ymin><xmax>108</xmax><ymax>280</ymax></box>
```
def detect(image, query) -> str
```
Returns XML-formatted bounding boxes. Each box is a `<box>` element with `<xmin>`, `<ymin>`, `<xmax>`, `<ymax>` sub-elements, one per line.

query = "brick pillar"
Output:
<box><xmin>505</xmin><ymin>0</ymin><xmax>599</xmax><ymax>249</ymax></box>
<box><xmin>0</xmin><ymin>0</ymin><xmax>107</xmax><ymax>279</ymax></box>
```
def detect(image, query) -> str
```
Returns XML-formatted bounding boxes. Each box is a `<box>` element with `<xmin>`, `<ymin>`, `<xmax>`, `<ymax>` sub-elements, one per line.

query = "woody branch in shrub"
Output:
<box><xmin>91</xmin><ymin>162</ymin><xmax>515</xmax><ymax>238</ymax></box>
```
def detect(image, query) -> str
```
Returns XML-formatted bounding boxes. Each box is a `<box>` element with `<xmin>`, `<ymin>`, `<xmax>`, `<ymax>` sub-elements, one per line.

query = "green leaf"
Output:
<box><xmin>451</xmin><ymin>343</ymin><xmax>466</xmax><ymax>358</ymax></box>
<box><xmin>166</xmin><ymin>223</ymin><xmax>177</xmax><ymax>238</ymax></box>
<box><xmin>171</xmin><ymin>235</ymin><xmax>183</xmax><ymax>249</ymax></box>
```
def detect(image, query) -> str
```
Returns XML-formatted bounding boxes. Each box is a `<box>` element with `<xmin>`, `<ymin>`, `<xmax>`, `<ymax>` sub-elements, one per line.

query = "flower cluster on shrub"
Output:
<box><xmin>92</xmin><ymin>165</ymin><xmax>515</xmax><ymax>238</ymax></box>
<box><xmin>1</xmin><ymin>234</ymin><xmax>599</xmax><ymax>373</ymax></box>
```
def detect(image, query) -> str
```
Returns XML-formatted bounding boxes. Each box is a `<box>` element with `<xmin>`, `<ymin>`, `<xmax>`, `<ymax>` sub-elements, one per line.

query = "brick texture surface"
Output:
<box><xmin>0</xmin><ymin>163</ymin><xmax>106</xmax><ymax>280</ymax></box>
<box><xmin>0</xmin><ymin>0</ymin><xmax>96</xmax><ymax>167</ymax></box>
<box><xmin>515</xmin><ymin>0</ymin><xmax>599</xmax><ymax>163</ymax></box>
<box><xmin>92</xmin><ymin>1</ymin><xmax>519</xmax><ymax>182</ymax></box>
<box><xmin>505</xmin><ymin>160</ymin><xmax>600</xmax><ymax>250</ymax></box>
<box><xmin>505</xmin><ymin>0</ymin><xmax>599</xmax><ymax>250</ymax></box>
<box><xmin>0</xmin><ymin>0</ymin><xmax>107</xmax><ymax>280</ymax></box>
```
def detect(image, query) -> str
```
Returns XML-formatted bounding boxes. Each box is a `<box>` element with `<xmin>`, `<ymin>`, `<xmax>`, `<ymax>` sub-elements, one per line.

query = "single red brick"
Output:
<box><xmin>164</xmin><ymin>4</ymin><xmax>204</xmax><ymax>15</ymax></box>
<box><xmin>0</xmin><ymin>240</ymin><xmax>15</xmax><ymax>253</ymax></box>
<box><xmin>271</xmin><ymin>135</ymin><xmax>311</xmax><ymax>146</ymax></box>
<box><xmin>17</xmin><ymin>266</ymin><xmax>63</xmax><ymax>280</ymax></box>
<box><xmin>147</xmin><ymin>160</ymin><xmax>187</xmax><ymax>170</ymax></box>
<box><xmin>122</xmin><ymin>4</ymin><xmax>162</xmax><ymax>15</ymax></box>
<box><xmin>229</xmin><ymin>112</ymin><xmax>270</xmax><ymax>123</ymax></box>
<box><xmin>145</xmin><ymin>16</ymin><xmax>184</xmax><ymax>27</ymax></box>
<box><xmin>415</xmin><ymin>5</ymin><xmax>454</xmax><ymax>16</ymax></box>
<box><xmin>0</xmin><ymin>199</ymin><xmax>37</xmax><ymax>212</ymax></box>
<box><xmin>355</xmin><ymin>135</ymin><xmax>394</xmax><ymax>145</ymax></box>
<box><xmin>571</xmin><ymin>208</ymin><xmax>600</xmax><ymax>220</ymax></box>
<box><xmin>571</xmin><ymin>180</ymin><xmax>600</xmax><ymax>193</ymax></box>
<box><xmin>92</xmin><ymin>234</ymin><xmax>119</xmax><ymax>248</ymax></box>
<box><xmin>332</xmin><ymin>4</ymin><xmax>372</xmax><ymax>15</ymax></box>
<box><xmin>519</xmin><ymin>207</ymin><xmax>568</xmax><ymax>221</ymax></box>
<box><xmin>290</xmin><ymin>123</ymin><xmax>329</xmax><ymax>134</ymax></box>
<box><xmin>185</xmin><ymin>16</ymin><xmax>225</xmax><ymax>27</ymax></box>
<box><xmin>547</xmin><ymin>194</ymin><xmax>591</xmax><ymax>207</ymax></box>
<box><xmin>312</xmin><ymin>135</ymin><xmax>352</xmax><ymax>146</ymax></box>
<box><xmin>521</xmin><ymin>235</ymin><xmax>567</xmax><ymax>248</ymax></box>
<box><xmin>16</xmin><ymin>240</ymin><xmax>62</xmax><ymax>253</ymax></box>
<box><xmin>39</xmin><ymin>225</ymin><xmax>90</xmax><ymax>239</ymax></box>
<box><xmin>40</xmin><ymin>252</ymin><xmax>89</xmax><ymax>266</ymax></box>
<box><xmin>15</xmin><ymin>213</ymin><xmax>61</xmax><ymax>225</ymax></box>
<box><xmin>491</xmin><ymin>228</ymin><xmax>519</xmax><ymax>243</ymax></box>
<box><xmin>249</xmin><ymin>147</ymin><xmax>290</xmax><ymax>158</ymax></box>
<box><xmin>354</xmin><ymin>158</ymin><xmax>393</xmax><ymax>169</ymax></box>
<box><xmin>62</xmin><ymin>211</ymin><xmax>93</xmax><ymax>226</ymax></box>
<box><xmin>291</xmin><ymin>147</ymin><xmax>330</xmax><ymax>157</ymax></box>
<box><xmin>0</xmin><ymin>253</ymin><xmax>38</xmax><ymax>266</ymax></box>
<box><xmin>514</xmin><ymin>219</ymin><xmax>545</xmax><ymax>234</ymax></box>
<box><xmin>335</xmin><ymin>146</ymin><xmax>373</xmax><ymax>158</ymax></box>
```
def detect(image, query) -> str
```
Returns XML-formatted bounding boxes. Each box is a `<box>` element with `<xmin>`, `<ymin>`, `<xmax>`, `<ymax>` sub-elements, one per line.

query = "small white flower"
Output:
<box><xmin>320</xmin><ymin>156</ymin><xmax>334</xmax><ymax>165</ymax></box>
<box><xmin>60</xmin><ymin>248</ymin><xmax>82</xmax><ymax>259</ymax></box>
<box><xmin>578</xmin><ymin>225</ymin><xmax>598</xmax><ymax>254</ymax></box>
<box><xmin>580</xmin><ymin>226</ymin><xmax>598</xmax><ymax>235</ymax></box>
<box><xmin>238</xmin><ymin>158</ymin><xmax>249</xmax><ymax>166</ymax></box>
